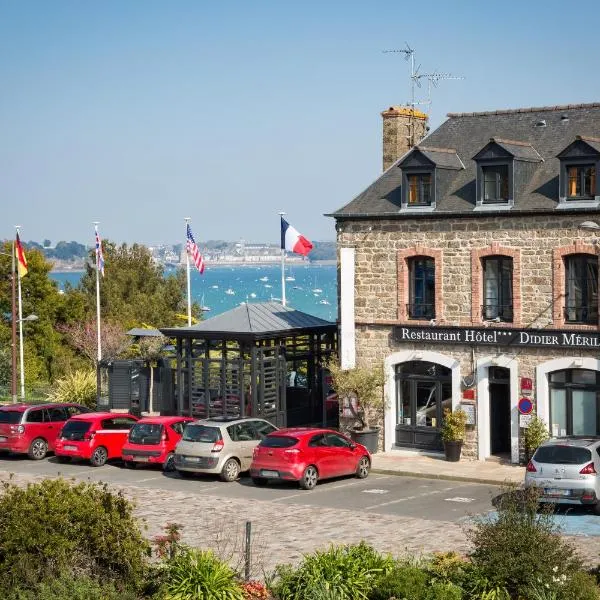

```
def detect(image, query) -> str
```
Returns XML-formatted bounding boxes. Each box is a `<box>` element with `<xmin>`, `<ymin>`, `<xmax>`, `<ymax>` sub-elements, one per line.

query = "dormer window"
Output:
<box><xmin>483</xmin><ymin>165</ymin><xmax>509</xmax><ymax>203</ymax></box>
<box><xmin>567</xmin><ymin>165</ymin><xmax>596</xmax><ymax>199</ymax></box>
<box><xmin>397</xmin><ymin>146</ymin><xmax>463</xmax><ymax>212</ymax></box>
<box><xmin>408</xmin><ymin>173</ymin><xmax>432</xmax><ymax>206</ymax></box>
<box><xmin>557</xmin><ymin>136</ymin><xmax>600</xmax><ymax>207</ymax></box>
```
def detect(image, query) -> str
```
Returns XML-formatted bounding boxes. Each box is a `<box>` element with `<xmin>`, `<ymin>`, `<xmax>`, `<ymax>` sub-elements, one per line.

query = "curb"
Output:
<box><xmin>371</xmin><ymin>467</ymin><xmax>523</xmax><ymax>487</ymax></box>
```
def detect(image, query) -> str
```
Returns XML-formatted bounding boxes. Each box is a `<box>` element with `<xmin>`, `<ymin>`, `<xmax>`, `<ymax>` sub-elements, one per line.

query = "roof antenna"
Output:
<box><xmin>383</xmin><ymin>43</ymin><xmax>464</xmax><ymax>146</ymax></box>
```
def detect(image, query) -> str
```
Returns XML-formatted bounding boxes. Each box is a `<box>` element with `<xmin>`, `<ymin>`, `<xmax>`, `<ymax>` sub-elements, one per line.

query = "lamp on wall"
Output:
<box><xmin>579</xmin><ymin>221</ymin><xmax>600</xmax><ymax>232</ymax></box>
<box><xmin>413</xmin><ymin>351</ymin><xmax>423</xmax><ymax>360</ymax></box>
<box><xmin>572</xmin><ymin>357</ymin><xmax>583</xmax><ymax>368</ymax></box>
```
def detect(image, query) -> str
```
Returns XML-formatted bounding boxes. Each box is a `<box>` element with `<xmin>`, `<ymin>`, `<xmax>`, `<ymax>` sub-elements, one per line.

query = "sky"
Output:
<box><xmin>2</xmin><ymin>0</ymin><xmax>600</xmax><ymax>247</ymax></box>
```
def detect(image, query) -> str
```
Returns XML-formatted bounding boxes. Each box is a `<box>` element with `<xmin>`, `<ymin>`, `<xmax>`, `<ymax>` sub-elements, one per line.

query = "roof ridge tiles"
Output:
<box><xmin>577</xmin><ymin>135</ymin><xmax>600</xmax><ymax>143</ymax></box>
<box><xmin>490</xmin><ymin>137</ymin><xmax>533</xmax><ymax>147</ymax></box>
<box><xmin>447</xmin><ymin>102</ymin><xmax>600</xmax><ymax>118</ymax></box>
<box><xmin>418</xmin><ymin>146</ymin><xmax>458</xmax><ymax>153</ymax></box>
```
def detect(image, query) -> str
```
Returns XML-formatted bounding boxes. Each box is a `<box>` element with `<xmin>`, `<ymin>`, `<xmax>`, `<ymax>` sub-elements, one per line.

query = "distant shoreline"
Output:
<box><xmin>50</xmin><ymin>259</ymin><xmax>337</xmax><ymax>274</ymax></box>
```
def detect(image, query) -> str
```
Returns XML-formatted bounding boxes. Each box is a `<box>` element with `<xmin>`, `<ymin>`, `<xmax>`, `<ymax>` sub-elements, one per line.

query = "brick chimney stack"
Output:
<box><xmin>381</xmin><ymin>106</ymin><xmax>429</xmax><ymax>171</ymax></box>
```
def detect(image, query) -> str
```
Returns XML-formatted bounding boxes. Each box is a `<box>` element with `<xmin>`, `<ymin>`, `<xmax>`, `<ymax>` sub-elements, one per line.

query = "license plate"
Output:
<box><xmin>134</xmin><ymin>456</ymin><xmax>149</xmax><ymax>462</ymax></box>
<box><xmin>544</xmin><ymin>488</ymin><xmax>571</xmax><ymax>497</ymax></box>
<box><xmin>186</xmin><ymin>456</ymin><xmax>201</xmax><ymax>462</ymax></box>
<box><xmin>0</xmin><ymin>436</ymin><xmax>7</xmax><ymax>442</ymax></box>
<box><xmin>63</xmin><ymin>445</ymin><xmax>77</xmax><ymax>451</ymax></box>
<box><xmin>261</xmin><ymin>469</ymin><xmax>279</xmax><ymax>478</ymax></box>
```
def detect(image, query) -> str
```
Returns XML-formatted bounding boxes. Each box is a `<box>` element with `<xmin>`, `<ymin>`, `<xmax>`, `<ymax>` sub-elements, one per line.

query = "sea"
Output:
<box><xmin>50</xmin><ymin>263</ymin><xmax>338</xmax><ymax>322</ymax></box>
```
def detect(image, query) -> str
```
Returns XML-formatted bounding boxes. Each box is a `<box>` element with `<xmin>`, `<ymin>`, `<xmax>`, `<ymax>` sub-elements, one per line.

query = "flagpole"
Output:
<box><xmin>15</xmin><ymin>227</ymin><xmax>25</xmax><ymax>400</ymax></box>
<box><xmin>11</xmin><ymin>239</ymin><xmax>17</xmax><ymax>403</ymax></box>
<box><xmin>279</xmin><ymin>212</ymin><xmax>286</xmax><ymax>307</ymax></box>
<box><xmin>185</xmin><ymin>217</ymin><xmax>192</xmax><ymax>326</ymax></box>
<box><xmin>93</xmin><ymin>222</ymin><xmax>102</xmax><ymax>365</ymax></box>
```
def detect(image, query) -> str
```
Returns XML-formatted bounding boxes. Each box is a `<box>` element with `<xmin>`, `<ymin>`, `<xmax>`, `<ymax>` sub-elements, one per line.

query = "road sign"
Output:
<box><xmin>518</xmin><ymin>397</ymin><xmax>533</xmax><ymax>415</ymax></box>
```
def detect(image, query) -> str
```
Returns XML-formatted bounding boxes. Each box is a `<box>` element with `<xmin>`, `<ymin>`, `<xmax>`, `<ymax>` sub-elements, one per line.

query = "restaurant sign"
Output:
<box><xmin>394</xmin><ymin>325</ymin><xmax>600</xmax><ymax>350</ymax></box>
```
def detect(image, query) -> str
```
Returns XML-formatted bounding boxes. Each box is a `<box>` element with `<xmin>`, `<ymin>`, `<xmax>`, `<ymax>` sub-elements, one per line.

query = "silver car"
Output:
<box><xmin>174</xmin><ymin>417</ymin><xmax>278</xmax><ymax>482</ymax></box>
<box><xmin>524</xmin><ymin>437</ymin><xmax>600</xmax><ymax>513</ymax></box>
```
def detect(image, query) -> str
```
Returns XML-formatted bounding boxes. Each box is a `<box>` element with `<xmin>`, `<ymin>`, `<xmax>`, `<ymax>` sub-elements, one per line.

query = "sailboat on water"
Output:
<box><xmin>199</xmin><ymin>293</ymin><xmax>211</xmax><ymax>312</ymax></box>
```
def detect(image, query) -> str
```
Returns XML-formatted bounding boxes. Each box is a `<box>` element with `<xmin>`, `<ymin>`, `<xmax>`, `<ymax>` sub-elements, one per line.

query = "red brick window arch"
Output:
<box><xmin>471</xmin><ymin>244</ymin><xmax>521</xmax><ymax>326</ymax></box>
<box><xmin>397</xmin><ymin>247</ymin><xmax>443</xmax><ymax>323</ymax></box>
<box><xmin>553</xmin><ymin>241</ymin><xmax>599</xmax><ymax>327</ymax></box>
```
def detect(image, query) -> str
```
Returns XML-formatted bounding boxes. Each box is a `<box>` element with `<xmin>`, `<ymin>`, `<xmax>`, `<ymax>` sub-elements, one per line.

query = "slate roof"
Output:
<box><xmin>417</xmin><ymin>147</ymin><xmax>464</xmax><ymax>170</ymax></box>
<box><xmin>330</xmin><ymin>102</ymin><xmax>600</xmax><ymax>218</ymax></box>
<box><xmin>126</xmin><ymin>328</ymin><xmax>163</xmax><ymax>338</ymax></box>
<box><xmin>159</xmin><ymin>302</ymin><xmax>336</xmax><ymax>340</ymax></box>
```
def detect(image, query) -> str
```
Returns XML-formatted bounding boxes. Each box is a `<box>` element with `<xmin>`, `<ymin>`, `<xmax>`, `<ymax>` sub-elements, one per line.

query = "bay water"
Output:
<box><xmin>50</xmin><ymin>263</ymin><xmax>338</xmax><ymax>322</ymax></box>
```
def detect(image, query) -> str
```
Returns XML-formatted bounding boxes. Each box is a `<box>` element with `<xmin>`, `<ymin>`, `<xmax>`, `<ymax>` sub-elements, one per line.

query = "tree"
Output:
<box><xmin>75</xmin><ymin>241</ymin><xmax>196</xmax><ymax>329</ymax></box>
<box><xmin>42</xmin><ymin>239</ymin><xmax>52</xmax><ymax>248</ymax></box>
<box><xmin>59</xmin><ymin>319</ymin><xmax>130</xmax><ymax>366</ymax></box>
<box><xmin>135</xmin><ymin>335</ymin><xmax>165</xmax><ymax>413</ymax></box>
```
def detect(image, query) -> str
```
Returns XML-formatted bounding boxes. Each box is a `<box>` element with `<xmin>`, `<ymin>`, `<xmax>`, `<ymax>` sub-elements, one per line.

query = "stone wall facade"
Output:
<box><xmin>338</xmin><ymin>213</ymin><xmax>600</xmax><ymax>462</ymax></box>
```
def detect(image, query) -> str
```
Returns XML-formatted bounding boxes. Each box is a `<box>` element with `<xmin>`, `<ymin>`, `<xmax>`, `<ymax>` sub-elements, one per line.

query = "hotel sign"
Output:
<box><xmin>394</xmin><ymin>325</ymin><xmax>600</xmax><ymax>349</ymax></box>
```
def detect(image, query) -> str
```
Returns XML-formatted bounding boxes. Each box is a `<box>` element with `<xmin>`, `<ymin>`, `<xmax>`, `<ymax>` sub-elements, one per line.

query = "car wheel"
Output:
<box><xmin>593</xmin><ymin>501</ymin><xmax>600</xmax><ymax>516</ymax></box>
<box><xmin>56</xmin><ymin>456</ymin><xmax>71</xmax><ymax>464</ymax></box>
<box><xmin>28</xmin><ymin>438</ymin><xmax>48</xmax><ymax>460</ymax></box>
<box><xmin>178</xmin><ymin>469</ymin><xmax>194</xmax><ymax>478</ymax></box>
<box><xmin>220</xmin><ymin>458</ymin><xmax>241</xmax><ymax>482</ymax></box>
<box><xmin>356</xmin><ymin>456</ymin><xmax>370</xmax><ymax>479</ymax></box>
<box><xmin>123</xmin><ymin>460</ymin><xmax>137</xmax><ymax>469</ymax></box>
<box><xmin>299</xmin><ymin>465</ymin><xmax>318</xmax><ymax>490</ymax></box>
<box><xmin>163</xmin><ymin>453</ymin><xmax>176</xmax><ymax>472</ymax></box>
<box><xmin>252</xmin><ymin>477</ymin><xmax>268</xmax><ymax>487</ymax></box>
<box><xmin>90</xmin><ymin>446</ymin><xmax>108</xmax><ymax>467</ymax></box>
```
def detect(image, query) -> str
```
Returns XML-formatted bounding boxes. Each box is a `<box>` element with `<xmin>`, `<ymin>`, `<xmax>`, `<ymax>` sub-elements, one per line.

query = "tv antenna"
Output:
<box><xmin>382</xmin><ymin>43</ymin><xmax>463</xmax><ymax>146</ymax></box>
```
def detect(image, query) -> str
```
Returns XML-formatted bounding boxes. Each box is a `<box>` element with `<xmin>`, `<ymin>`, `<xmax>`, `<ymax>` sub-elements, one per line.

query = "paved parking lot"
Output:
<box><xmin>1</xmin><ymin>454</ymin><xmax>599</xmax><ymax>573</ymax></box>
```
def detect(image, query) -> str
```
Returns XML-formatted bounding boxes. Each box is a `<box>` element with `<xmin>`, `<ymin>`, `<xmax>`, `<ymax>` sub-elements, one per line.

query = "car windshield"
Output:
<box><xmin>259</xmin><ymin>435</ymin><xmax>298</xmax><ymax>448</ymax></box>
<box><xmin>534</xmin><ymin>445</ymin><xmax>592</xmax><ymax>465</ymax></box>
<box><xmin>60</xmin><ymin>421</ymin><xmax>91</xmax><ymax>441</ymax></box>
<box><xmin>129</xmin><ymin>423</ymin><xmax>163</xmax><ymax>445</ymax></box>
<box><xmin>0</xmin><ymin>411</ymin><xmax>22</xmax><ymax>424</ymax></box>
<box><xmin>182</xmin><ymin>424</ymin><xmax>221</xmax><ymax>443</ymax></box>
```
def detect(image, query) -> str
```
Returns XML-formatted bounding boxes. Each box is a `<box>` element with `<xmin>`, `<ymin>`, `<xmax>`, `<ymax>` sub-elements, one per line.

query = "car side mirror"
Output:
<box><xmin>349</xmin><ymin>442</ymin><xmax>357</xmax><ymax>450</ymax></box>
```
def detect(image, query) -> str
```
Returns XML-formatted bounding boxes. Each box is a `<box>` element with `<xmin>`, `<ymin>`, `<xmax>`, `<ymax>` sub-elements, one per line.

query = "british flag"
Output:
<box><xmin>186</xmin><ymin>224</ymin><xmax>205</xmax><ymax>274</ymax></box>
<box><xmin>95</xmin><ymin>226</ymin><xmax>105</xmax><ymax>276</ymax></box>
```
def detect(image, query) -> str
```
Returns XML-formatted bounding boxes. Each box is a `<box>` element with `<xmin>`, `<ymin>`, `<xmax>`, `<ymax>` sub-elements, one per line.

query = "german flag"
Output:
<box><xmin>15</xmin><ymin>232</ymin><xmax>28</xmax><ymax>278</ymax></box>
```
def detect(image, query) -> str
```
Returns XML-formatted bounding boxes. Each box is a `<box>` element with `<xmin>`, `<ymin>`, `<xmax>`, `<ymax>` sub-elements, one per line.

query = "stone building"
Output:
<box><xmin>329</xmin><ymin>102</ymin><xmax>600</xmax><ymax>463</ymax></box>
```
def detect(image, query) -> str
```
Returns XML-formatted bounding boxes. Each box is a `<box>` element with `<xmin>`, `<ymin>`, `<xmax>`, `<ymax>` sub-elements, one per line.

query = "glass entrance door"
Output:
<box><xmin>395</xmin><ymin>361</ymin><xmax>452</xmax><ymax>451</ymax></box>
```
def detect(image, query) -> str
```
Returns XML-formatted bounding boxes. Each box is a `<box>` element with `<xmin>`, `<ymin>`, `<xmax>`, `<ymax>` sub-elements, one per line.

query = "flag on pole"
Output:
<box><xmin>15</xmin><ymin>233</ymin><xmax>28</xmax><ymax>277</ymax></box>
<box><xmin>95</xmin><ymin>226</ymin><xmax>105</xmax><ymax>276</ymax></box>
<box><xmin>186</xmin><ymin>224</ymin><xmax>205</xmax><ymax>274</ymax></box>
<box><xmin>281</xmin><ymin>217</ymin><xmax>313</xmax><ymax>256</ymax></box>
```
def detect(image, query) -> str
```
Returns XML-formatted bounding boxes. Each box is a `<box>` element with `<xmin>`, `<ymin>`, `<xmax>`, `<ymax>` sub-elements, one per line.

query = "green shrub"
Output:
<box><xmin>160</xmin><ymin>547</ymin><xmax>243</xmax><ymax>600</ymax></box>
<box><xmin>441</xmin><ymin>408</ymin><xmax>468</xmax><ymax>442</ymax></box>
<box><xmin>6</xmin><ymin>571</ymin><xmax>137</xmax><ymax>600</ymax></box>
<box><xmin>46</xmin><ymin>369</ymin><xmax>97</xmax><ymax>408</ymax></box>
<box><xmin>557</xmin><ymin>570</ymin><xmax>600</xmax><ymax>600</ymax></box>
<box><xmin>467</xmin><ymin>486</ymin><xmax>582</xmax><ymax>599</ymax></box>
<box><xmin>0</xmin><ymin>477</ymin><xmax>150</xmax><ymax>593</ymax></box>
<box><xmin>269</xmin><ymin>542</ymin><xmax>394</xmax><ymax>600</ymax></box>
<box><xmin>523</xmin><ymin>415</ymin><xmax>550</xmax><ymax>457</ymax></box>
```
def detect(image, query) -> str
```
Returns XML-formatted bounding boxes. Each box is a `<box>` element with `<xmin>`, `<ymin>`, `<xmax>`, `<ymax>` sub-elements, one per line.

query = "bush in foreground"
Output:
<box><xmin>0</xmin><ymin>477</ymin><xmax>150</xmax><ymax>594</ymax></box>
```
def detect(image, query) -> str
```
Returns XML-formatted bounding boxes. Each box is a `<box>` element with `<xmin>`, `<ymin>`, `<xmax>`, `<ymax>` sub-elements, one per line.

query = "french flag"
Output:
<box><xmin>281</xmin><ymin>217</ymin><xmax>313</xmax><ymax>256</ymax></box>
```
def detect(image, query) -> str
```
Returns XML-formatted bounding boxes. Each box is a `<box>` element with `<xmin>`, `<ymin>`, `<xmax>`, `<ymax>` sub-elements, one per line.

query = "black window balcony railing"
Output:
<box><xmin>564</xmin><ymin>305</ymin><xmax>599</xmax><ymax>324</ymax></box>
<box><xmin>481</xmin><ymin>304</ymin><xmax>513</xmax><ymax>322</ymax></box>
<box><xmin>407</xmin><ymin>303</ymin><xmax>435</xmax><ymax>320</ymax></box>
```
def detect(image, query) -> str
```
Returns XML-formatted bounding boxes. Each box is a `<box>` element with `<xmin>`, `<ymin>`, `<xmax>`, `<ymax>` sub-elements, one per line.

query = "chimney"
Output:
<box><xmin>381</xmin><ymin>106</ymin><xmax>429</xmax><ymax>171</ymax></box>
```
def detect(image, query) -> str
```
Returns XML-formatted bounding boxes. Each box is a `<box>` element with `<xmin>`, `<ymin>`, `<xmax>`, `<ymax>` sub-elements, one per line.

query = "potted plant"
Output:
<box><xmin>441</xmin><ymin>408</ymin><xmax>467</xmax><ymax>462</ymax></box>
<box><xmin>326</xmin><ymin>360</ymin><xmax>385</xmax><ymax>454</ymax></box>
<box><xmin>523</xmin><ymin>414</ymin><xmax>549</xmax><ymax>462</ymax></box>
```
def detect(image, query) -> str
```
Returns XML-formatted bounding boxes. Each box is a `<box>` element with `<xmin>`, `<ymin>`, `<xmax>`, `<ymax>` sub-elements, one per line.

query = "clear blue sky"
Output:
<box><xmin>2</xmin><ymin>0</ymin><xmax>599</xmax><ymax>246</ymax></box>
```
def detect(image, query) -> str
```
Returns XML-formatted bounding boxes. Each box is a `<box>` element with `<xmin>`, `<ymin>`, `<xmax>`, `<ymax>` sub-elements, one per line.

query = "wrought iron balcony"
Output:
<box><xmin>406</xmin><ymin>303</ymin><xmax>435</xmax><ymax>320</ymax></box>
<box><xmin>481</xmin><ymin>304</ymin><xmax>513</xmax><ymax>322</ymax></box>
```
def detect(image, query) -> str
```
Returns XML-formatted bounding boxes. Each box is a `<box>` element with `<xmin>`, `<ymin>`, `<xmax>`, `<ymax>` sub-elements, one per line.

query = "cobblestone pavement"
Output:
<box><xmin>2</xmin><ymin>469</ymin><xmax>599</xmax><ymax>576</ymax></box>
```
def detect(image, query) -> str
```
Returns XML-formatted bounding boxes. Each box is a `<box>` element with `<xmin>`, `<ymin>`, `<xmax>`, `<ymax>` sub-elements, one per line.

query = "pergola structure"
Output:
<box><xmin>159</xmin><ymin>302</ymin><xmax>338</xmax><ymax>428</ymax></box>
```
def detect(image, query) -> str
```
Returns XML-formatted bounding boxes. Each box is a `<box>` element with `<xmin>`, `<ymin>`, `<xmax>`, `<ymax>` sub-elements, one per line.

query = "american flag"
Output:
<box><xmin>186</xmin><ymin>224</ymin><xmax>205</xmax><ymax>274</ymax></box>
<box><xmin>95</xmin><ymin>226</ymin><xmax>105</xmax><ymax>276</ymax></box>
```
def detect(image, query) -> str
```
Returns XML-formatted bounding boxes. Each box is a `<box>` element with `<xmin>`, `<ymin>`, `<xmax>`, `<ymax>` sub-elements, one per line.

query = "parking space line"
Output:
<box><xmin>134</xmin><ymin>476</ymin><xmax>163</xmax><ymax>483</ymax></box>
<box><xmin>364</xmin><ymin>485</ymin><xmax>458</xmax><ymax>510</ymax></box>
<box><xmin>269</xmin><ymin>476</ymin><xmax>392</xmax><ymax>502</ymax></box>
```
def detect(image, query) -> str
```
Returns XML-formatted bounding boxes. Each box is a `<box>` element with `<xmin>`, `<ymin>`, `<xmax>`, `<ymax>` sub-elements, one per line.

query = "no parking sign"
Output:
<box><xmin>518</xmin><ymin>397</ymin><xmax>533</xmax><ymax>415</ymax></box>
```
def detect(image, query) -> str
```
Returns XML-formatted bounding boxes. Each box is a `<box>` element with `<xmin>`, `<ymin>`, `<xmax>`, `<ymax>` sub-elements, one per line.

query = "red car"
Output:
<box><xmin>121</xmin><ymin>416</ymin><xmax>194</xmax><ymax>471</ymax></box>
<box><xmin>54</xmin><ymin>412</ymin><xmax>139</xmax><ymax>467</ymax></box>
<box><xmin>0</xmin><ymin>403</ymin><xmax>92</xmax><ymax>460</ymax></box>
<box><xmin>250</xmin><ymin>428</ymin><xmax>371</xmax><ymax>490</ymax></box>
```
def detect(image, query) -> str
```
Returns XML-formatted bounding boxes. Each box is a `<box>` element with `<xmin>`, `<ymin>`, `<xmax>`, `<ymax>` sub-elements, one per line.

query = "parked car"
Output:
<box><xmin>0</xmin><ymin>403</ymin><xmax>92</xmax><ymax>460</ymax></box>
<box><xmin>524</xmin><ymin>437</ymin><xmax>600</xmax><ymax>513</ymax></box>
<box><xmin>54</xmin><ymin>412</ymin><xmax>139</xmax><ymax>467</ymax></box>
<box><xmin>250</xmin><ymin>428</ymin><xmax>371</xmax><ymax>490</ymax></box>
<box><xmin>121</xmin><ymin>416</ymin><xmax>195</xmax><ymax>471</ymax></box>
<box><xmin>174</xmin><ymin>416</ymin><xmax>278</xmax><ymax>482</ymax></box>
